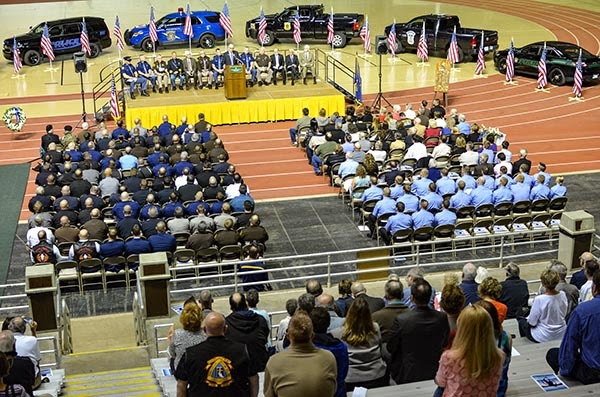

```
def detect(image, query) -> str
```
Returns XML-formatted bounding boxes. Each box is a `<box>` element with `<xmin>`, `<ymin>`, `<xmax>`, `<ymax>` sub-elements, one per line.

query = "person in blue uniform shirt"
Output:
<box><xmin>449</xmin><ymin>181</ymin><xmax>472</xmax><ymax>210</ymax></box>
<box><xmin>100</xmin><ymin>228</ymin><xmax>126</xmax><ymax>270</ymax></box>
<box><xmin>173</xmin><ymin>154</ymin><xmax>194</xmax><ymax>177</ymax></box>
<box><xmin>365</xmin><ymin>187</ymin><xmax>397</xmax><ymax>237</ymax></box>
<box><xmin>158</xmin><ymin>115</ymin><xmax>175</xmax><ymax>138</ymax></box>
<box><xmin>360</xmin><ymin>177</ymin><xmax>384</xmax><ymax>202</ymax></box>
<box><xmin>435</xmin><ymin>199</ymin><xmax>457</xmax><ymax>227</ymax></box>
<box><xmin>471</xmin><ymin>177</ymin><xmax>493</xmax><ymax>209</ymax></box>
<box><xmin>118</xmin><ymin>146</ymin><xmax>138</xmax><ymax>171</ymax></box>
<box><xmin>397</xmin><ymin>184</ymin><xmax>420</xmax><ymax>214</ymax></box>
<box><xmin>533</xmin><ymin>162</ymin><xmax>551</xmax><ymax>187</ymax></box>
<box><xmin>530</xmin><ymin>174</ymin><xmax>551</xmax><ymax>201</ymax></box>
<box><xmin>112</xmin><ymin>192</ymin><xmax>141</xmax><ymax>221</ymax></box>
<box><xmin>389</xmin><ymin>175</ymin><xmax>405</xmax><ymax>200</ymax></box>
<box><xmin>239</xmin><ymin>47</ymin><xmax>257</xmax><ymax>87</ymax></box>
<box><xmin>510</xmin><ymin>174</ymin><xmax>531</xmax><ymax>202</ymax></box>
<box><xmin>148</xmin><ymin>221</ymin><xmax>177</xmax><ymax>253</ymax></box>
<box><xmin>422</xmin><ymin>183</ymin><xmax>443</xmax><ymax>212</ymax></box>
<box><xmin>381</xmin><ymin>202</ymin><xmax>413</xmax><ymax>244</ymax></box>
<box><xmin>140</xmin><ymin>195</ymin><xmax>162</xmax><ymax>220</ymax></box>
<box><xmin>137</xmin><ymin>55</ymin><xmax>157</xmax><ymax>93</ymax></box>
<box><xmin>436</xmin><ymin>168</ymin><xmax>456</xmax><ymax>196</ymax></box>
<box><xmin>212</xmin><ymin>48</ymin><xmax>225</xmax><ymax>89</ymax></box>
<box><xmin>495</xmin><ymin>168</ymin><xmax>514</xmax><ymax>189</ymax></box>
<box><xmin>481</xmin><ymin>168</ymin><xmax>495</xmax><ymax>190</ymax></box>
<box><xmin>121</xmin><ymin>56</ymin><xmax>148</xmax><ymax>100</ymax></box>
<box><xmin>411</xmin><ymin>169</ymin><xmax>433</xmax><ymax>197</ymax></box>
<box><xmin>550</xmin><ymin>176</ymin><xmax>567</xmax><ymax>198</ymax></box>
<box><xmin>456</xmin><ymin>167</ymin><xmax>477</xmax><ymax>190</ymax></box>
<box><xmin>124</xmin><ymin>225</ymin><xmax>152</xmax><ymax>268</ymax></box>
<box><xmin>493</xmin><ymin>177</ymin><xmax>514</xmax><ymax>205</ymax></box>
<box><xmin>111</xmin><ymin>120</ymin><xmax>129</xmax><ymax>140</ymax></box>
<box><xmin>412</xmin><ymin>200</ymin><xmax>435</xmax><ymax>229</ymax></box>
<box><xmin>167</xmin><ymin>51</ymin><xmax>185</xmax><ymax>91</ymax></box>
<box><xmin>517</xmin><ymin>164</ymin><xmax>535</xmax><ymax>187</ymax></box>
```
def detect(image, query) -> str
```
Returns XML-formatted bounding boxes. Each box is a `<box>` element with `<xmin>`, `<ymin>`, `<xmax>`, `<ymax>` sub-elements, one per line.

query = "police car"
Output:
<box><xmin>3</xmin><ymin>17</ymin><xmax>111</xmax><ymax>66</ymax></box>
<box><xmin>124</xmin><ymin>9</ymin><xmax>225</xmax><ymax>52</ymax></box>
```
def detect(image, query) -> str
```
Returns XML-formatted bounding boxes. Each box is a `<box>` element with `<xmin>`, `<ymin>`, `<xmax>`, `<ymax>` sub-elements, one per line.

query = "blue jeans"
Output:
<box><xmin>289</xmin><ymin>128</ymin><xmax>297</xmax><ymax>144</ymax></box>
<box><xmin>170</xmin><ymin>73</ymin><xmax>185</xmax><ymax>88</ymax></box>
<box><xmin>127</xmin><ymin>77</ymin><xmax>148</xmax><ymax>93</ymax></box>
<box><xmin>247</xmin><ymin>67</ymin><xmax>257</xmax><ymax>82</ymax></box>
<box><xmin>311</xmin><ymin>154</ymin><xmax>323</xmax><ymax>174</ymax></box>
<box><xmin>213</xmin><ymin>71</ymin><xmax>224</xmax><ymax>85</ymax></box>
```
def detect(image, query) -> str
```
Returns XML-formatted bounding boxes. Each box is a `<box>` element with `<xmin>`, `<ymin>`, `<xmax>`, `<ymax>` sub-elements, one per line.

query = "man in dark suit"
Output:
<box><xmin>41</xmin><ymin>124</ymin><xmax>60</xmax><ymax>153</ymax></box>
<box><xmin>387</xmin><ymin>278</ymin><xmax>449</xmax><ymax>385</ymax></box>
<box><xmin>512</xmin><ymin>148</ymin><xmax>532</xmax><ymax>176</ymax></box>
<box><xmin>270</xmin><ymin>48</ymin><xmax>286</xmax><ymax>85</ymax></box>
<box><xmin>350</xmin><ymin>282</ymin><xmax>384</xmax><ymax>313</ymax></box>
<box><xmin>285</xmin><ymin>48</ymin><xmax>300</xmax><ymax>85</ymax></box>
<box><xmin>223</xmin><ymin>43</ymin><xmax>240</xmax><ymax>66</ymax></box>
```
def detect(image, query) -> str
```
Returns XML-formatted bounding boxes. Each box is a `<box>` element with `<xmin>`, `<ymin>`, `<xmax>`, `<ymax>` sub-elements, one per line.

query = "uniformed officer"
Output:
<box><xmin>196</xmin><ymin>50</ymin><xmax>214</xmax><ymax>89</ymax></box>
<box><xmin>121</xmin><ymin>56</ymin><xmax>149</xmax><ymax>99</ymax></box>
<box><xmin>183</xmin><ymin>51</ymin><xmax>198</xmax><ymax>89</ymax></box>
<box><xmin>240</xmin><ymin>47</ymin><xmax>257</xmax><ymax>87</ymax></box>
<box><xmin>212</xmin><ymin>48</ymin><xmax>225</xmax><ymax>89</ymax></box>
<box><xmin>300</xmin><ymin>44</ymin><xmax>317</xmax><ymax>84</ymax></box>
<box><xmin>30</xmin><ymin>230</ymin><xmax>62</xmax><ymax>264</ymax></box>
<box><xmin>137</xmin><ymin>55</ymin><xmax>157</xmax><ymax>93</ymax></box>
<box><xmin>285</xmin><ymin>48</ymin><xmax>300</xmax><ymax>85</ymax></box>
<box><xmin>270</xmin><ymin>48</ymin><xmax>286</xmax><ymax>85</ymax></box>
<box><xmin>154</xmin><ymin>54</ymin><xmax>170</xmax><ymax>93</ymax></box>
<box><xmin>254</xmin><ymin>47</ymin><xmax>272</xmax><ymax>86</ymax></box>
<box><xmin>167</xmin><ymin>51</ymin><xmax>185</xmax><ymax>91</ymax></box>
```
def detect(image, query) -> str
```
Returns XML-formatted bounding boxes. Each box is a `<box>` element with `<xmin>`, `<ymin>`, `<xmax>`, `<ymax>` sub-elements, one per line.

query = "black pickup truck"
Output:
<box><xmin>381</xmin><ymin>14</ymin><xmax>498</xmax><ymax>62</ymax></box>
<box><xmin>246</xmin><ymin>5</ymin><xmax>363</xmax><ymax>48</ymax></box>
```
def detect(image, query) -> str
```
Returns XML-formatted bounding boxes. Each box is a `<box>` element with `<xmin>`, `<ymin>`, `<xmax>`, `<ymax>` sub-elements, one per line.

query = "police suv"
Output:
<box><xmin>3</xmin><ymin>17</ymin><xmax>111</xmax><ymax>66</ymax></box>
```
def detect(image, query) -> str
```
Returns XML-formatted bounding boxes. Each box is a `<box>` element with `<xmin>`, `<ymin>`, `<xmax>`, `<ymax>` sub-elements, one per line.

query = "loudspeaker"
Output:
<box><xmin>375</xmin><ymin>35</ymin><xmax>388</xmax><ymax>55</ymax></box>
<box><xmin>73</xmin><ymin>51</ymin><xmax>87</xmax><ymax>73</ymax></box>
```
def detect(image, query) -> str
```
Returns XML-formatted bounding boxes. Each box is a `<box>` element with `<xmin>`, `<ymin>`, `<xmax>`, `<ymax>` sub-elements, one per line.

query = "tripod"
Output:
<box><xmin>371</xmin><ymin>53</ymin><xmax>392</xmax><ymax>110</ymax></box>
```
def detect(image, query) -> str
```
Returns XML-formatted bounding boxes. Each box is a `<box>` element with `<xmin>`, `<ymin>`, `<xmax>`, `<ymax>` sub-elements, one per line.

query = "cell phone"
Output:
<box><xmin>22</xmin><ymin>317</ymin><xmax>32</xmax><ymax>324</ymax></box>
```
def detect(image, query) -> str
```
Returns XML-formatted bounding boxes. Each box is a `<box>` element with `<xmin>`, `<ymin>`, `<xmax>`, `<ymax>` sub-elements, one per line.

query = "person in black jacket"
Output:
<box><xmin>225</xmin><ymin>292</ymin><xmax>269</xmax><ymax>397</ymax></box>
<box><xmin>0</xmin><ymin>330</ymin><xmax>35</xmax><ymax>397</ymax></box>
<box><xmin>350</xmin><ymin>282</ymin><xmax>384</xmax><ymax>313</ymax></box>
<box><xmin>499</xmin><ymin>262</ymin><xmax>530</xmax><ymax>318</ymax></box>
<box><xmin>41</xmin><ymin>124</ymin><xmax>60</xmax><ymax>153</ymax></box>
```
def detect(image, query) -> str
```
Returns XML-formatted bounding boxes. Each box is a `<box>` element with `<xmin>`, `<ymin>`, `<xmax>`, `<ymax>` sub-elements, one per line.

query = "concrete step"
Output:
<box><xmin>64</xmin><ymin>366</ymin><xmax>161</xmax><ymax>396</ymax></box>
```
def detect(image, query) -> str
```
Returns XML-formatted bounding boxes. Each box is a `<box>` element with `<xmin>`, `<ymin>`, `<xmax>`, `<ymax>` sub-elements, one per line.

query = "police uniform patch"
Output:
<box><xmin>205</xmin><ymin>356</ymin><xmax>234</xmax><ymax>388</ymax></box>
<box><xmin>284</xmin><ymin>22</ymin><xmax>291</xmax><ymax>31</ymax></box>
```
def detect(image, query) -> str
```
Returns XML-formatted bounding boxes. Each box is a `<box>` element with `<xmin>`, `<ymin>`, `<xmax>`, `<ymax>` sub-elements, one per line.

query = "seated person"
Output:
<box><xmin>240</xmin><ymin>47</ymin><xmax>258</xmax><ymax>86</ymax></box>
<box><xmin>153</xmin><ymin>54</ymin><xmax>170</xmax><ymax>93</ymax></box>
<box><xmin>270</xmin><ymin>48</ymin><xmax>286</xmax><ymax>85</ymax></box>
<box><xmin>137</xmin><ymin>55</ymin><xmax>158</xmax><ymax>93</ymax></box>
<box><xmin>254</xmin><ymin>47</ymin><xmax>272</xmax><ymax>86</ymax></box>
<box><xmin>182</xmin><ymin>51</ymin><xmax>198</xmax><ymax>89</ymax></box>
<box><xmin>121</xmin><ymin>56</ymin><xmax>148</xmax><ymax>99</ymax></box>
<box><xmin>286</xmin><ymin>48</ymin><xmax>301</xmax><ymax>85</ymax></box>
<box><xmin>211</xmin><ymin>48</ymin><xmax>225</xmax><ymax>89</ymax></box>
<box><xmin>196</xmin><ymin>51</ymin><xmax>214</xmax><ymax>89</ymax></box>
<box><xmin>239</xmin><ymin>245</ymin><xmax>269</xmax><ymax>292</ymax></box>
<box><xmin>167</xmin><ymin>51</ymin><xmax>185</xmax><ymax>91</ymax></box>
<box><xmin>300</xmin><ymin>44</ymin><xmax>317</xmax><ymax>84</ymax></box>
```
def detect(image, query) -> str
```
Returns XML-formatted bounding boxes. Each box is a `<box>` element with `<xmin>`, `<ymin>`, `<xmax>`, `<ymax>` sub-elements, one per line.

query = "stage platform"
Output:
<box><xmin>125</xmin><ymin>81</ymin><xmax>345</xmax><ymax>128</ymax></box>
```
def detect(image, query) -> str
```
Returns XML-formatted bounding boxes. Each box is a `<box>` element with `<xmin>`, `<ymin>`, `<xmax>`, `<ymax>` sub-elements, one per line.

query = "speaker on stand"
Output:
<box><xmin>73</xmin><ymin>51</ymin><xmax>88</xmax><ymax>123</ymax></box>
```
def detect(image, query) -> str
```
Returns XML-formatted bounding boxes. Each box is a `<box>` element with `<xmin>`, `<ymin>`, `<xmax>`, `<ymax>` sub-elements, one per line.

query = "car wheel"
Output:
<box><xmin>259</xmin><ymin>30</ymin><xmax>275</xmax><ymax>46</ymax></box>
<box><xmin>497</xmin><ymin>57</ymin><xmax>508</xmax><ymax>74</ymax></box>
<box><xmin>89</xmin><ymin>42</ymin><xmax>101</xmax><ymax>58</ymax></box>
<box><xmin>332</xmin><ymin>32</ymin><xmax>347</xmax><ymax>48</ymax></box>
<box><xmin>23</xmin><ymin>49</ymin><xmax>41</xmax><ymax>66</ymax></box>
<box><xmin>141</xmin><ymin>38</ymin><xmax>154</xmax><ymax>53</ymax></box>
<box><xmin>199</xmin><ymin>34</ymin><xmax>215</xmax><ymax>49</ymax></box>
<box><xmin>549</xmin><ymin>68</ymin><xmax>566</xmax><ymax>86</ymax></box>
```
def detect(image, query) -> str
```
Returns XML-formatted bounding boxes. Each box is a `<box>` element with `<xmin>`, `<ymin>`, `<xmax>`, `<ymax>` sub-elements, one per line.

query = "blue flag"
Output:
<box><xmin>354</xmin><ymin>61</ymin><xmax>362</xmax><ymax>103</ymax></box>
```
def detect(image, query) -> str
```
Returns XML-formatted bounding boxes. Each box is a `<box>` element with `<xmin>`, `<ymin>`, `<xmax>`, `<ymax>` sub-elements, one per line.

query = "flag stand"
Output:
<box><xmin>503</xmin><ymin>80</ymin><xmax>518</xmax><ymax>86</ymax></box>
<box><xmin>473</xmin><ymin>73</ymin><xmax>487</xmax><ymax>79</ymax></box>
<box><xmin>534</xmin><ymin>87</ymin><xmax>550</xmax><ymax>93</ymax></box>
<box><xmin>11</xmin><ymin>73</ymin><xmax>25</xmax><ymax>79</ymax></box>
<box><xmin>44</xmin><ymin>60</ymin><xmax>58</xmax><ymax>72</ymax></box>
<box><xmin>450</xmin><ymin>64</ymin><xmax>461</xmax><ymax>72</ymax></box>
<box><xmin>416</xmin><ymin>59</ymin><xmax>429</xmax><ymax>67</ymax></box>
<box><xmin>357</xmin><ymin>50</ymin><xmax>372</xmax><ymax>59</ymax></box>
<box><xmin>568</xmin><ymin>96</ymin><xmax>584</xmax><ymax>102</ymax></box>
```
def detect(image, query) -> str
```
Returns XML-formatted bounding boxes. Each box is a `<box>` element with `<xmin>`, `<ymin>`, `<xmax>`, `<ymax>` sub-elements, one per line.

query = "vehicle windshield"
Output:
<box><xmin>29</xmin><ymin>23</ymin><xmax>45</xmax><ymax>35</ymax></box>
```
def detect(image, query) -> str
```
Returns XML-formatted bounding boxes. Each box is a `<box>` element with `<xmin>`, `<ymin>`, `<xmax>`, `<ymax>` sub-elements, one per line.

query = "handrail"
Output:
<box><xmin>154</xmin><ymin>323</ymin><xmax>174</xmax><ymax>357</ymax></box>
<box><xmin>60</xmin><ymin>299</ymin><xmax>73</xmax><ymax>355</ymax></box>
<box><xmin>133</xmin><ymin>271</ymin><xmax>147</xmax><ymax>346</ymax></box>
<box><xmin>37</xmin><ymin>336</ymin><xmax>60</xmax><ymax>369</ymax></box>
<box><xmin>316</xmin><ymin>48</ymin><xmax>357</xmax><ymax>100</ymax></box>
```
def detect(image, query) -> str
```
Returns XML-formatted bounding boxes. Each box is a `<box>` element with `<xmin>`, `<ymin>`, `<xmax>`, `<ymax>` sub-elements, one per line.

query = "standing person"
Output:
<box><xmin>372</xmin><ymin>280</ymin><xmax>410</xmax><ymax>343</ymax></box>
<box><xmin>336</xmin><ymin>279</ymin><xmax>354</xmax><ymax>317</ymax></box>
<box><xmin>439</xmin><ymin>280</ymin><xmax>465</xmax><ymax>348</ymax></box>
<box><xmin>264</xmin><ymin>312</ymin><xmax>337</xmax><ymax>397</ymax></box>
<box><xmin>518</xmin><ymin>269</ymin><xmax>568</xmax><ymax>343</ymax></box>
<box><xmin>330</xmin><ymin>297</ymin><xmax>388</xmax><ymax>391</ymax></box>
<box><xmin>168</xmin><ymin>300</ymin><xmax>206</xmax><ymax>374</ymax></box>
<box><xmin>275</xmin><ymin>299</ymin><xmax>297</xmax><ymax>353</ymax></box>
<box><xmin>212</xmin><ymin>48</ymin><xmax>225</xmax><ymax>88</ymax></box>
<box><xmin>175</xmin><ymin>312</ymin><xmax>251</xmax><ymax>397</ymax></box>
<box><xmin>460</xmin><ymin>263</ymin><xmax>481</xmax><ymax>306</ymax></box>
<box><xmin>434</xmin><ymin>305</ymin><xmax>505</xmax><ymax>397</ymax></box>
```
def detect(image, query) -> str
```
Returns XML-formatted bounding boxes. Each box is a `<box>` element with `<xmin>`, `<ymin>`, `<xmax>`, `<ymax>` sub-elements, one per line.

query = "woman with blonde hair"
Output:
<box><xmin>452</xmin><ymin>135</ymin><xmax>467</xmax><ymax>155</ymax></box>
<box><xmin>478</xmin><ymin>277</ymin><xmax>508</xmax><ymax>323</ymax></box>
<box><xmin>434</xmin><ymin>305</ymin><xmax>504</xmax><ymax>396</ymax></box>
<box><xmin>330</xmin><ymin>297</ymin><xmax>388</xmax><ymax>391</ymax></box>
<box><xmin>349</xmin><ymin>165</ymin><xmax>370</xmax><ymax>197</ymax></box>
<box><xmin>168</xmin><ymin>298</ymin><xmax>206</xmax><ymax>374</ymax></box>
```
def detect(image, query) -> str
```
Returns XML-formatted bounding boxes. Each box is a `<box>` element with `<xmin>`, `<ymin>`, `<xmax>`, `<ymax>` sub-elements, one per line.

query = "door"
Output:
<box><xmin>515</xmin><ymin>44</ymin><xmax>541</xmax><ymax>75</ymax></box>
<box><xmin>399</xmin><ymin>17</ymin><xmax>424</xmax><ymax>50</ymax></box>
<box><xmin>53</xmin><ymin>23</ymin><xmax>81</xmax><ymax>54</ymax></box>
<box><xmin>157</xmin><ymin>17</ymin><xmax>186</xmax><ymax>45</ymax></box>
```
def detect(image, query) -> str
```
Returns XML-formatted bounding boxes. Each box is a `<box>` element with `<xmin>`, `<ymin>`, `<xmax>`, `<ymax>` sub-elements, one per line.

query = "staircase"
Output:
<box><xmin>62</xmin><ymin>366</ymin><xmax>161</xmax><ymax>397</ymax></box>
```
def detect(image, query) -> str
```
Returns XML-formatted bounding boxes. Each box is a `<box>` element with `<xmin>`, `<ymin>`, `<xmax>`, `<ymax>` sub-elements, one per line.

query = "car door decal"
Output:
<box><xmin>406</xmin><ymin>30</ymin><xmax>416</xmax><ymax>45</ymax></box>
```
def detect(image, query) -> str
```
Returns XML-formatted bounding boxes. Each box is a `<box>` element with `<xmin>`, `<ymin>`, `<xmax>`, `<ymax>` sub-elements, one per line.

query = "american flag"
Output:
<box><xmin>110</xmin><ymin>76</ymin><xmax>120</xmax><ymax>119</ymax></box>
<box><xmin>149</xmin><ymin>7</ymin><xmax>158</xmax><ymax>44</ymax></box>
<box><xmin>80</xmin><ymin>18</ymin><xmax>91</xmax><ymax>56</ymax></box>
<box><xmin>184</xmin><ymin>4</ymin><xmax>193</xmax><ymax>38</ymax></box>
<box><xmin>12</xmin><ymin>36</ymin><xmax>22</xmax><ymax>74</ymax></box>
<box><xmin>113</xmin><ymin>16</ymin><xmax>124</xmax><ymax>52</ymax></box>
<box><xmin>41</xmin><ymin>22</ymin><xmax>55</xmax><ymax>62</ymax></box>
<box><xmin>327</xmin><ymin>7</ymin><xmax>334</xmax><ymax>44</ymax></box>
<box><xmin>572</xmin><ymin>49</ymin><xmax>583</xmax><ymax>97</ymax></box>
<box><xmin>360</xmin><ymin>15</ymin><xmax>371</xmax><ymax>53</ymax></box>
<box><xmin>258</xmin><ymin>6</ymin><xmax>267</xmax><ymax>45</ymax></box>
<box><xmin>416</xmin><ymin>21</ymin><xmax>428</xmax><ymax>61</ymax></box>
<box><xmin>475</xmin><ymin>31</ymin><xmax>486</xmax><ymax>74</ymax></box>
<box><xmin>537</xmin><ymin>43</ymin><xmax>547</xmax><ymax>88</ymax></box>
<box><xmin>293</xmin><ymin>6</ymin><xmax>301</xmax><ymax>44</ymax></box>
<box><xmin>220</xmin><ymin>2</ymin><xmax>233</xmax><ymax>38</ymax></box>
<box><xmin>447</xmin><ymin>26</ymin><xmax>460</xmax><ymax>64</ymax></box>
<box><xmin>387</xmin><ymin>21</ymin><xmax>397</xmax><ymax>56</ymax></box>
<box><xmin>505</xmin><ymin>38</ymin><xmax>515</xmax><ymax>82</ymax></box>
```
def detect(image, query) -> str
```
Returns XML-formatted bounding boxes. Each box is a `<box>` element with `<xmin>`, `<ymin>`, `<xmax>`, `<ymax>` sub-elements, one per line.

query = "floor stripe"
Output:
<box><xmin>66</xmin><ymin>366</ymin><xmax>151</xmax><ymax>379</ymax></box>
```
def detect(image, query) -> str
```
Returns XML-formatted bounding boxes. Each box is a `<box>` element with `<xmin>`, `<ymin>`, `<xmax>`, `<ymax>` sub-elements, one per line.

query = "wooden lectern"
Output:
<box><xmin>224</xmin><ymin>65</ymin><xmax>247</xmax><ymax>100</ymax></box>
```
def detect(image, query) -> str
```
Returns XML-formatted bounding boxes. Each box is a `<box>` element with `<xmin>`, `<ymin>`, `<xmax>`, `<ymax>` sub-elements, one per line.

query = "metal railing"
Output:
<box><xmin>92</xmin><ymin>64</ymin><xmax>124</xmax><ymax>120</ymax></box>
<box><xmin>317</xmin><ymin>48</ymin><xmax>357</xmax><ymax>101</ymax></box>
<box><xmin>170</xmin><ymin>231</ymin><xmax>559</xmax><ymax>296</ymax></box>
<box><xmin>38</xmin><ymin>336</ymin><xmax>60</xmax><ymax>369</ymax></box>
<box><xmin>154</xmin><ymin>323</ymin><xmax>173</xmax><ymax>358</ymax></box>
<box><xmin>133</xmin><ymin>271</ymin><xmax>148</xmax><ymax>346</ymax></box>
<box><xmin>0</xmin><ymin>282</ymin><xmax>28</xmax><ymax>314</ymax></box>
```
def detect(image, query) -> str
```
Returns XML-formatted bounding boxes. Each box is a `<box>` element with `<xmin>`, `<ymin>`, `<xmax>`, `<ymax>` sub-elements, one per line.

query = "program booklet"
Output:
<box><xmin>531</xmin><ymin>373</ymin><xmax>568</xmax><ymax>392</ymax></box>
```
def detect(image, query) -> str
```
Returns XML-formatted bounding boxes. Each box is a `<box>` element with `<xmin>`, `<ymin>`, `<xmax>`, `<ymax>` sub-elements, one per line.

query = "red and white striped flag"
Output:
<box><xmin>110</xmin><ymin>76</ymin><xmax>120</xmax><ymax>119</ymax></box>
<box><xmin>537</xmin><ymin>43</ymin><xmax>547</xmax><ymax>89</ymax></box>
<box><xmin>447</xmin><ymin>26</ymin><xmax>460</xmax><ymax>64</ymax></box>
<box><xmin>80</xmin><ymin>18</ymin><xmax>91</xmax><ymax>56</ymax></box>
<box><xmin>183</xmin><ymin>4</ymin><xmax>194</xmax><ymax>38</ymax></box>
<box><xmin>41</xmin><ymin>22</ymin><xmax>55</xmax><ymax>62</ymax></box>
<box><xmin>506</xmin><ymin>39</ymin><xmax>515</xmax><ymax>82</ymax></box>
<box><xmin>327</xmin><ymin>7</ymin><xmax>334</xmax><ymax>44</ymax></box>
<box><xmin>475</xmin><ymin>31</ymin><xmax>486</xmax><ymax>75</ymax></box>
<box><xmin>572</xmin><ymin>49</ymin><xmax>583</xmax><ymax>97</ymax></box>
<box><xmin>416</xmin><ymin>21</ymin><xmax>428</xmax><ymax>62</ymax></box>
<box><xmin>293</xmin><ymin>6</ymin><xmax>301</xmax><ymax>44</ymax></box>
<box><xmin>387</xmin><ymin>20</ymin><xmax>397</xmax><ymax>56</ymax></box>
<box><xmin>258</xmin><ymin>6</ymin><xmax>267</xmax><ymax>45</ymax></box>
<box><xmin>220</xmin><ymin>2</ymin><xmax>233</xmax><ymax>38</ymax></box>
<box><xmin>149</xmin><ymin>7</ymin><xmax>158</xmax><ymax>44</ymax></box>
<box><xmin>360</xmin><ymin>15</ymin><xmax>371</xmax><ymax>53</ymax></box>
<box><xmin>12</xmin><ymin>36</ymin><xmax>22</xmax><ymax>74</ymax></box>
<box><xmin>113</xmin><ymin>16</ymin><xmax>124</xmax><ymax>52</ymax></box>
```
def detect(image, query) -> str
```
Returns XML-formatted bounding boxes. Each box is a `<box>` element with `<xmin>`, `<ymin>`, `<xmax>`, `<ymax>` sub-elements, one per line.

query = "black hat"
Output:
<box><xmin>64</xmin><ymin>125</ymin><xmax>73</xmax><ymax>131</ymax></box>
<box><xmin>123</xmin><ymin>56</ymin><xmax>132</xmax><ymax>62</ymax></box>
